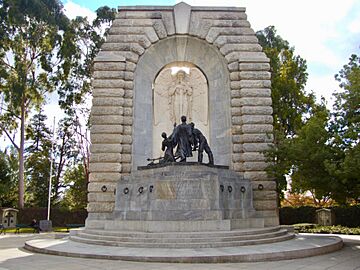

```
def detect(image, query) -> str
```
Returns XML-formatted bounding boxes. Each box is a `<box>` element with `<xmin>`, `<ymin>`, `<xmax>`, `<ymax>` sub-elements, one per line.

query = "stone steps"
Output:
<box><xmin>25</xmin><ymin>234</ymin><xmax>344</xmax><ymax>263</ymax></box>
<box><xmin>76</xmin><ymin>229</ymin><xmax>288</xmax><ymax>243</ymax></box>
<box><xmin>83</xmin><ymin>225</ymin><xmax>280</xmax><ymax>238</ymax></box>
<box><xmin>69</xmin><ymin>227</ymin><xmax>295</xmax><ymax>248</ymax></box>
<box><xmin>95</xmin><ymin>217</ymin><xmax>265</xmax><ymax>232</ymax></box>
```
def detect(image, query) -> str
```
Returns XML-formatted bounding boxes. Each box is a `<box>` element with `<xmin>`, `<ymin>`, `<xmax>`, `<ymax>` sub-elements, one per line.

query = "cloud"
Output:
<box><xmin>348</xmin><ymin>18</ymin><xmax>360</xmax><ymax>33</ymax></box>
<box><xmin>176</xmin><ymin>0</ymin><xmax>358</xmax><ymax>107</ymax></box>
<box><xmin>305</xmin><ymin>74</ymin><xmax>339</xmax><ymax>106</ymax></box>
<box><xmin>63</xmin><ymin>1</ymin><xmax>96</xmax><ymax>21</ymax></box>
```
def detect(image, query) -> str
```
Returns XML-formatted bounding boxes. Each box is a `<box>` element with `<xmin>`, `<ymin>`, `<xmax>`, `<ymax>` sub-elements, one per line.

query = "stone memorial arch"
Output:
<box><xmin>25</xmin><ymin>3</ymin><xmax>343</xmax><ymax>262</ymax></box>
<box><xmin>88</xmin><ymin>2</ymin><xmax>277</xmax><ymax>228</ymax></box>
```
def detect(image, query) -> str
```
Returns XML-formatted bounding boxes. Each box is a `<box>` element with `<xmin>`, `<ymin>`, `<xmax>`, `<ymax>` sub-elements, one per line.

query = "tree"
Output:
<box><xmin>256</xmin><ymin>26</ymin><xmax>316</xmax><ymax>137</ymax></box>
<box><xmin>0</xmin><ymin>0</ymin><xmax>71</xmax><ymax>208</ymax></box>
<box><xmin>267</xmin><ymin>52</ymin><xmax>360</xmax><ymax>205</ymax></box>
<box><xmin>61</xmin><ymin>164</ymin><xmax>87</xmax><ymax>210</ymax></box>
<box><xmin>327</xmin><ymin>53</ymin><xmax>360</xmax><ymax>203</ymax></box>
<box><xmin>257</xmin><ymin>26</ymin><xmax>317</xmax><ymax>200</ymax></box>
<box><xmin>25</xmin><ymin>110</ymin><xmax>52</xmax><ymax>207</ymax></box>
<box><xmin>0</xmin><ymin>148</ymin><xmax>17</xmax><ymax>207</ymax></box>
<box><xmin>332</xmin><ymin>54</ymin><xmax>360</xmax><ymax>146</ymax></box>
<box><xmin>52</xmin><ymin>116</ymin><xmax>80</xmax><ymax>205</ymax></box>
<box><xmin>289</xmin><ymin>107</ymin><xmax>335</xmax><ymax>205</ymax></box>
<box><xmin>57</xmin><ymin>6</ymin><xmax>116</xmax><ymax>112</ymax></box>
<box><xmin>55</xmin><ymin>7</ymin><xmax>116</xmax><ymax>209</ymax></box>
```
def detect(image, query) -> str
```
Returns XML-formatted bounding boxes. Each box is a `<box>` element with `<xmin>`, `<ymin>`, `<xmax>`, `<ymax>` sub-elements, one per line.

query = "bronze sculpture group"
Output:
<box><xmin>151</xmin><ymin>115</ymin><xmax>214</xmax><ymax>165</ymax></box>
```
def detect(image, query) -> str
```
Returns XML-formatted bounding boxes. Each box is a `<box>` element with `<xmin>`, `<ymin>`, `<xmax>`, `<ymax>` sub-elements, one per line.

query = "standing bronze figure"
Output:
<box><xmin>172</xmin><ymin>116</ymin><xmax>193</xmax><ymax>162</ymax></box>
<box><xmin>190</xmin><ymin>122</ymin><xmax>214</xmax><ymax>165</ymax></box>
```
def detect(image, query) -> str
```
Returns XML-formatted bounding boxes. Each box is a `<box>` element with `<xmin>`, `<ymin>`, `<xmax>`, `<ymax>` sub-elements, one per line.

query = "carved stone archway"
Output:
<box><xmin>89</xmin><ymin>2</ymin><xmax>277</xmax><ymax>228</ymax></box>
<box><xmin>132</xmin><ymin>36</ymin><xmax>231</xmax><ymax>168</ymax></box>
<box><xmin>152</xmin><ymin>62</ymin><xmax>209</xmax><ymax>161</ymax></box>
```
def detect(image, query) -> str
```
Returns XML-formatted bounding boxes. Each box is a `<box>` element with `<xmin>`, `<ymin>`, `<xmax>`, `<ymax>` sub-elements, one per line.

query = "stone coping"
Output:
<box><xmin>118</xmin><ymin>5</ymin><xmax>246</xmax><ymax>12</ymax></box>
<box><xmin>137</xmin><ymin>162</ymin><xmax>229</xmax><ymax>171</ymax></box>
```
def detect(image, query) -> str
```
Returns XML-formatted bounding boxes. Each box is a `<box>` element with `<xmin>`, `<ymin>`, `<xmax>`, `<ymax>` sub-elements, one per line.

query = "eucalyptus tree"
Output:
<box><xmin>56</xmin><ymin>6</ymin><xmax>116</xmax><ymax>198</ymax></box>
<box><xmin>0</xmin><ymin>0</ymin><xmax>72</xmax><ymax>208</ymax></box>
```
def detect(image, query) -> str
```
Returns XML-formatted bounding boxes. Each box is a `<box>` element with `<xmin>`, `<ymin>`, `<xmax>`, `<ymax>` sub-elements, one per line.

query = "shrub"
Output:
<box><xmin>280</xmin><ymin>206</ymin><xmax>316</xmax><ymax>225</ymax></box>
<box><xmin>280</xmin><ymin>205</ymin><xmax>360</xmax><ymax>227</ymax></box>
<box><xmin>295</xmin><ymin>225</ymin><xmax>360</xmax><ymax>235</ymax></box>
<box><xmin>332</xmin><ymin>205</ymin><xmax>360</xmax><ymax>227</ymax></box>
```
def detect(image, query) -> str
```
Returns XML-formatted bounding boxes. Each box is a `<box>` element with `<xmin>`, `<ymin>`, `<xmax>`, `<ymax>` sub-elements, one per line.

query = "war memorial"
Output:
<box><xmin>25</xmin><ymin>2</ymin><xmax>343</xmax><ymax>262</ymax></box>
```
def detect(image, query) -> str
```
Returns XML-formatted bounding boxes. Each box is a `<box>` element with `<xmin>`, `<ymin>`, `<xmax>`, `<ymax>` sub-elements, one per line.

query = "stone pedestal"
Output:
<box><xmin>316</xmin><ymin>208</ymin><xmax>335</xmax><ymax>226</ymax></box>
<box><xmin>39</xmin><ymin>220</ymin><xmax>52</xmax><ymax>232</ymax></box>
<box><xmin>114</xmin><ymin>163</ymin><xmax>256</xmax><ymax>221</ymax></box>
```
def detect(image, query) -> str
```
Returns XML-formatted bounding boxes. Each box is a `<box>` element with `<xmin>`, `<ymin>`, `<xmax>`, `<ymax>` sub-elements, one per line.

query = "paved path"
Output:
<box><xmin>0</xmin><ymin>233</ymin><xmax>360</xmax><ymax>270</ymax></box>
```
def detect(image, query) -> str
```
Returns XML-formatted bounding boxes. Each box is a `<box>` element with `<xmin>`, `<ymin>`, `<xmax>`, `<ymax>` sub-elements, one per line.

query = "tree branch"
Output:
<box><xmin>0</xmin><ymin>125</ymin><xmax>19</xmax><ymax>150</ymax></box>
<box><xmin>0</xmin><ymin>106</ymin><xmax>21</xmax><ymax>120</ymax></box>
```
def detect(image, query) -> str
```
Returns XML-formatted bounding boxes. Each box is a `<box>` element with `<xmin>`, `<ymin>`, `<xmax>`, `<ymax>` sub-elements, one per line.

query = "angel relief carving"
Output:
<box><xmin>168</xmin><ymin>70</ymin><xmax>193</xmax><ymax>123</ymax></box>
<box><xmin>153</xmin><ymin>66</ymin><xmax>209</xmax><ymax>159</ymax></box>
<box><xmin>154</xmin><ymin>67</ymin><xmax>208</xmax><ymax>126</ymax></box>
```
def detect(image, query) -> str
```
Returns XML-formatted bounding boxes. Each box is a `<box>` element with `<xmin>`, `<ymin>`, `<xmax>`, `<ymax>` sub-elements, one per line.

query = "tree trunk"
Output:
<box><xmin>18</xmin><ymin>100</ymin><xmax>26</xmax><ymax>209</ymax></box>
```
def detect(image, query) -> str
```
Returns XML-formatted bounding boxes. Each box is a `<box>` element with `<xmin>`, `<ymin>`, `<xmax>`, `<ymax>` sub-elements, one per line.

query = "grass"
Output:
<box><xmin>1</xmin><ymin>227</ymin><xmax>70</xmax><ymax>234</ymax></box>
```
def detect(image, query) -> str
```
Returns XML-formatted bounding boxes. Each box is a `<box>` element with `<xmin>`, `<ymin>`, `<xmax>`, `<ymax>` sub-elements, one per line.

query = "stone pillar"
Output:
<box><xmin>88</xmin><ymin>56</ymin><xmax>126</xmax><ymax>223</ymax></box>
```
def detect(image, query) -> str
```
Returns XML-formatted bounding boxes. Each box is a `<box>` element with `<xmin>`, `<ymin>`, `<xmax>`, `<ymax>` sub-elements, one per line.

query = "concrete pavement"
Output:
<box><xmin>0</xmin><ymin>233</ymin><xmax>359</xmax><ymax>270</ymax></box>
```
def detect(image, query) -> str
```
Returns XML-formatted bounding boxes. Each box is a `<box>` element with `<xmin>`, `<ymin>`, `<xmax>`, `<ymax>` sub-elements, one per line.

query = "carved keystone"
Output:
<box><xmin>174</xmin><ymin>2</ymin><xmax>191</xmax><ymax>34</ymax></box>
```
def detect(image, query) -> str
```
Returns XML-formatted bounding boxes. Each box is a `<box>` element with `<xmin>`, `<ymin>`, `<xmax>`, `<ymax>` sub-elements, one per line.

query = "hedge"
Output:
<box><xmin>18</xmin><ymin>208</ymin><xmax>87</xmax><ymax>227</ymax></box>
<box><xmin>280</xmin><ymin>206</ymin><xmax>317</xmax><ymax>225</ymax></box>
<box><xmin>280</xmin><ymin>205</ymin><xmax>360</xmax><ymax>227</ymax></box>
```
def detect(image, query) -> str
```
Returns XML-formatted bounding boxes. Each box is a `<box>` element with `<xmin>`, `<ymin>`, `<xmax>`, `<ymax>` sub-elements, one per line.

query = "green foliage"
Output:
<box><xmin>25</xmin><ymin>111</ymin><xmax>52</xmax><ymax>207</ymax></box>
<box><xmin>295</xmin><ymin>225</ymin><xmax>360</xmax><ymax>235</ymax></box>
<box><xmin>256</xmin><ymin>26</ymin><xmax>316</xmax><ymax>137</ymax></box>
<box><xmin>261</xmin><ymin>26</ymin><xmax>360</xmax><ymax>204</ymax></box>
<box><xmin>0</xmin><ymin>148</ymin><xmax>17</xmax><ymax>207</ymax></box>
<box><xmin>280</xmin><ymin>206</ymin><xmax>316</xmax><ymax>225</ymax></box>
<box><xmin>0</xmin><ymin>0</ymin><xmax>69</xmax><ymax>30</ymax></box>
<box><xmin>325</xmin><ymin>54</ymin><xmax>360</xmax><ymax>203</ymax></box>
<box><xmin>61</xmin><ymin>164</ymin><xmax>87</xmax><ymax>210</ymax></box>
<box><xmin>93</xmin><ymin>6</ymin><xmax>116</xmax><ymax>28</ymax></box>
<box><xmin>289</xmin><ymin>107</ymin><xmax>335</xmax><ymax>201</ymax></box>
<box><xmin>257</xmin><ymin>26</ymin><xmax>317</xmax><ymax>200</ymax></box>
<box><xmin>332</xmin><ymin>205</ymin><xmax>360</xmax><ymax>228</ymax></box>
<box><xmin>280</xmin><ymin>206</ymin><xmax>360</xmax><ymax>227</ymax></box>
<box><xmin>0</xmin><ymin>3</ymin><xmax>115</xmax><ymax>209</ymax></box>
<box><xmin>48</xmin><ymin>115</ymin><xmax>81</xmax><ymax>205</ymax></box>
<box><xmin>333</xmin><ymin>54</ymin><xmax>360</xmax><ymax>145</ymax></box>
<box><xmin>58</xmin><ymin>6</ymin><xmax>116</xmax><ymax>113</ymax></box>
<box><xmin>0</xmin><ymin>0</ymin><xmax>72</xmax><ymax>208</ymax></box>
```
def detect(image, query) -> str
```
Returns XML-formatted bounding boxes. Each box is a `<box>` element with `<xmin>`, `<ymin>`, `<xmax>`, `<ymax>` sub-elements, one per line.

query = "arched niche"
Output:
<box><xmin>132</xmin><ymin>36</ymin><xmax>231</xmax><ymax>168</ymax></box>
<box><xmin>152</xmin><ymin>62</ymin><xmax>209</xmax><ymax>162</ymax></box>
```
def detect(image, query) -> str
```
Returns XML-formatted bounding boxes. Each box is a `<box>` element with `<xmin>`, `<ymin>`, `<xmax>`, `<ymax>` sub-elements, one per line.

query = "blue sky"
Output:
<box><xmin>63</xmin><ymin>0</ymin><xmax>360</xmax><ymax>108</ymax></box>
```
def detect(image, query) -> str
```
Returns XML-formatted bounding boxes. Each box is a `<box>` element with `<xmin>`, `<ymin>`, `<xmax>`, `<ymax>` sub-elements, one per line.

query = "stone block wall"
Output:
<box><xmin>89</xmin><ymin>2</ymin><xmax>278</xmax><ymax>226</ymax></box>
